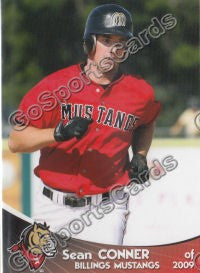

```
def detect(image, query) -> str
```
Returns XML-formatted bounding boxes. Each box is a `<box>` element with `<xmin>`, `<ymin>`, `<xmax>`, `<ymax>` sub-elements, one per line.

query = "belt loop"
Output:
<box><xmin>51</xmin><ymin>190</ymin><xmax>58</xmax><ymax>204</ymax></box>
<box><xmin>56</xmin><ymin>192</ymin><xmax>64</xmax><ymax>205</ymax></box>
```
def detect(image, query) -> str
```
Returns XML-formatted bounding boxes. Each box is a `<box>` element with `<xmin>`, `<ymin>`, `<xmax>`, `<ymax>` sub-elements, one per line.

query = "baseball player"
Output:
<box><xmin>8</xmin><ymin>4</ymin><xmax>161</xmax><ymax>245</ymax></box>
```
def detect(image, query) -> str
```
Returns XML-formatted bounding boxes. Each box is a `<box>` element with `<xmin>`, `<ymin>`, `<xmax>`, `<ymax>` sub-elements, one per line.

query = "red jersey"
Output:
<box><xmin>18</xmin><ymin>64</ymin><xmax>161</xmax><ymax>196</ymax></box>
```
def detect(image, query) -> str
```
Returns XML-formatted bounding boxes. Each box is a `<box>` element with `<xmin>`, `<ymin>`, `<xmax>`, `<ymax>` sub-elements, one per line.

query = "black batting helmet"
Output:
<box><xmin>83</xmin><ymin>4</ymin><xmax>133</xmax><ymax>54</ymax></box>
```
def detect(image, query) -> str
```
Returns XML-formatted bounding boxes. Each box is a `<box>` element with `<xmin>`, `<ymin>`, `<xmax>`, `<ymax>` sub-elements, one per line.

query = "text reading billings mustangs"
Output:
<box><xmin>62</xmin><ymin>248</ymin><xmax>160</xmax><ymax>270</ymax></box>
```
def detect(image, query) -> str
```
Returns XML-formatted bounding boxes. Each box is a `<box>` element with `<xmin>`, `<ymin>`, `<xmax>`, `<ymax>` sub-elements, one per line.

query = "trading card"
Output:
<box><xmin>2</xmin><ymin>1</ymin><xmax>200</xmax><ymax>272</ymax></box>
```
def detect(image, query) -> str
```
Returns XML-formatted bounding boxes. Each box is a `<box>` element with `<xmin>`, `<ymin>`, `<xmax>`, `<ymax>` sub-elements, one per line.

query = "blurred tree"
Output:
<box><xmin>2</xmin><ymin>0</ymin><xmax>84</xmax><ymax>108</ymax></box>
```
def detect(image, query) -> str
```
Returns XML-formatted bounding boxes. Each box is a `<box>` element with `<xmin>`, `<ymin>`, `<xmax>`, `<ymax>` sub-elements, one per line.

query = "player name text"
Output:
<box><xmin>62</xmin><ymin>248</ymin><xmax>150</xmax><ymax>260</ymax></box>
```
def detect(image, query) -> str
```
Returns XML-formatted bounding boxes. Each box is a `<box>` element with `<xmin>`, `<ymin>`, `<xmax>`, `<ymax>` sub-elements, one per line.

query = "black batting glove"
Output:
<box><xmin>128</xmin><ymin>153</ymin><xmax>149</xmax><ymax>184</ymax></box>
<box><xmin>54</xmin><ymin>117</ymin><xmax>93</xmax><ymax>142</ymax></box>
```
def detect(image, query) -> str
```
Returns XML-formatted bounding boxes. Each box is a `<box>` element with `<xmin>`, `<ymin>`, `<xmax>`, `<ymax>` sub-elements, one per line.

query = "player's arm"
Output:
<box><xmin>8</xmin><ymin>117</ymin><xmax>93</xmax><ymax>153</ymax></box>
<box><xmin>128</xmin><ymin>122</ymin><xmax>155</xmax><ymax>183</ymax></box>
<box><xmin>8</xmin><ymin>126</ymin><xmax>55</xmax><ymax>153</ymax></box>
<box><xmin>131</xmin><ymin>121</ymin><xmax>155</xmax><ymax>157</ymax></box>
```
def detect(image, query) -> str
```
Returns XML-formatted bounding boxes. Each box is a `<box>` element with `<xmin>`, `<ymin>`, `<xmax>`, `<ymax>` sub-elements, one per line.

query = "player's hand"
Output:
<box><xmin>128</xmin><ymin>153</ymin><xmax>149</xmax><ymax>184</ymax></box>
<box><xmin>54</xmin><ymin>117</ymin><xmax>93</xmax><ymax>142</ymax></box>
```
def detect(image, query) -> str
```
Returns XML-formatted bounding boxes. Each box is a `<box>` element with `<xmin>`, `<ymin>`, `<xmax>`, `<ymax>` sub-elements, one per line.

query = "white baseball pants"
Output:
<box><xmin>32</xmin><ymin>180</ymin><xmax>130</xmax><ymax>245</ymax></box>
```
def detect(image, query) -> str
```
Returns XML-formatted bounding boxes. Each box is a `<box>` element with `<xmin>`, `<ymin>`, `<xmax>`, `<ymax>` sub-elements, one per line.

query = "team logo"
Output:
<box><xmin>7</xmin><ymin>222</ymin><xmax>57</xmax><ymax>272</ymax></box>
<box><xmin>111</xmin><ymin>12</ymin><xmax>126</xmax><ymax>27</ymax></box>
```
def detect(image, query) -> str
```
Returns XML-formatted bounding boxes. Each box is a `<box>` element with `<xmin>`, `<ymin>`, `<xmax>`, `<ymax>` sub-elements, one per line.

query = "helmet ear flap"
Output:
<box><xmin>83</xmin><ymin>35</ymin><xmax>96</xmax><ymax>55</ymax></box>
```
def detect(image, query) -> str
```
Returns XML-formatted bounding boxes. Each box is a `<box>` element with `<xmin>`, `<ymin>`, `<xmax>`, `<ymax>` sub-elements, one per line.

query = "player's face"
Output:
<box><xmin>92</xmin><ymin>34</ymin><xmax>127</xmax><ymax>72</ymax></box>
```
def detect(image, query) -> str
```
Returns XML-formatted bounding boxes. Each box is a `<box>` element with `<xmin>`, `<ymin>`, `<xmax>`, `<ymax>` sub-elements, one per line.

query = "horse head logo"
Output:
<box><xmin>8</xmin><ymin>222</ymin><xmax>57</xmax><ymax>271</ymax></box>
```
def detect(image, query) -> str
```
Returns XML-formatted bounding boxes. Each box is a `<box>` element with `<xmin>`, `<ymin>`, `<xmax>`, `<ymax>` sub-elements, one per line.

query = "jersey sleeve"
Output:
<box><xmin>142</xmin><ymin>99</ymin><xmax>161</xmax><ymax>126</ymax></box>
<box><xmin>16</xmin><ymin>80</ymin><xmax>55</xmax><ymax>129</ymax></box>
<box><xmin>140</xmin><ymin>83</ymin><xmax>161</xmax><ymax>126</ymax></box>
